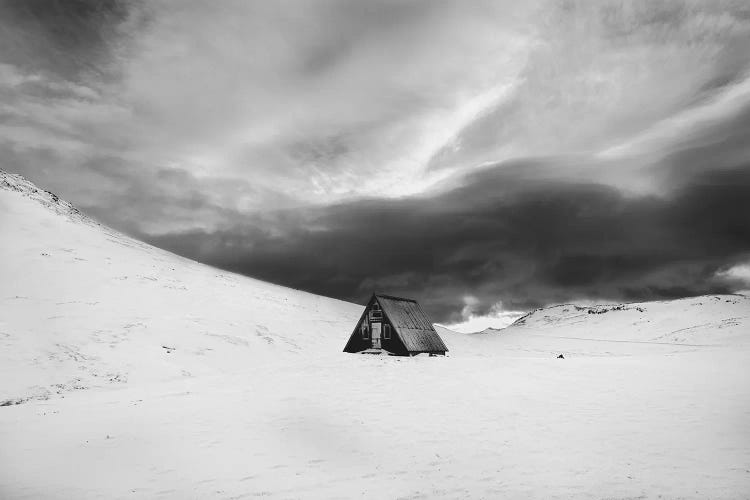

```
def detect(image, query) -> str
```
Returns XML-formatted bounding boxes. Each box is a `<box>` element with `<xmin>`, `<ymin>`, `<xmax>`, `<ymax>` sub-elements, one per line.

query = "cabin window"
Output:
<box><xmin>383</xmin><ymin>324</ymin><xmax>391</xmax><ymax>340</ymax></box>
<box><xmin>361</xmin><ymin>323</ymin><xmax>369</xmax><ymax>339</ymax></box>
<box><xmin>369</xmin><ymin>303</ymin><xmax>383</xmax><ymax>320</ymax></box>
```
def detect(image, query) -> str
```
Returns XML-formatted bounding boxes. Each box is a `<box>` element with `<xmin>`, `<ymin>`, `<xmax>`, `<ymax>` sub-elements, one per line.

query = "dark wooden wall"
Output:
<box><xmin>343</xmin><ymin>314</ymin><xmax>373</xmax><ymax>353</ymax></box>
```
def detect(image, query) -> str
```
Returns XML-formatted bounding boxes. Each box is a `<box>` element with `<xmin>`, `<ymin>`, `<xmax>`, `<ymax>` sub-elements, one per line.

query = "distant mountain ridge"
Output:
<box><xmin>435</xmin><ymin>293</ymin><xmax>750</xmax><ymax>359</ymax></box>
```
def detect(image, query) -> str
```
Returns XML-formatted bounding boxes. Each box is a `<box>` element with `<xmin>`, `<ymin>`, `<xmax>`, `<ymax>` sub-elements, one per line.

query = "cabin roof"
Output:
<box><xmin>373</xmin><ymin>293</ymin><xmax>417</xmax><ymax>303</ymax></box>
<box><xmin>374</xmin><ymin>294</ymin><xmax>448</xmax><ymax>353</ymax></box>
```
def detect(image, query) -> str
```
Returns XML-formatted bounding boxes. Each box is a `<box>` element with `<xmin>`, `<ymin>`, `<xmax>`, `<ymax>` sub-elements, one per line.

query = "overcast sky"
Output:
<box><xmin>2</xmin><ymin>0</ymin><xmax>750</xmax><ymax>329</ymax></box>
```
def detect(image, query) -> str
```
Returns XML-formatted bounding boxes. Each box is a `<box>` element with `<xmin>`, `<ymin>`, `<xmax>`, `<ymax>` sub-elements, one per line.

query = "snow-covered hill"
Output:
<box><xmin>1</xmin><ymin>170</ymin><xmax>749</xmax><ymax>499</ymax></box>
<box><xmin>0</xmin><ymin>170</ymin><xmax>362</xmax><ymax>405</ymax></box>
<box><xmin>438</xmin><ymin>294</ymin><xmax>750</xmax><ymax>357</ymax></box>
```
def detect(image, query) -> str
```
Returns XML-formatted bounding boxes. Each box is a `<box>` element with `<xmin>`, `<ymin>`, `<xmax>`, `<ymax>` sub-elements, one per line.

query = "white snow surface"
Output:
<box><xmin>1</xmin><ymin>170</ymin><xmax>749</xmax><ymax>499</ymax></box>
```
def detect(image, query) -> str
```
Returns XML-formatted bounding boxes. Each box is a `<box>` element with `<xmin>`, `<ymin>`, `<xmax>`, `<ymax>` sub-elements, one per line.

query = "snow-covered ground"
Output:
<box><xmin>1</xmin><ymin>170</ymin><xmax>749</xmax><ymax>499</ymax></box>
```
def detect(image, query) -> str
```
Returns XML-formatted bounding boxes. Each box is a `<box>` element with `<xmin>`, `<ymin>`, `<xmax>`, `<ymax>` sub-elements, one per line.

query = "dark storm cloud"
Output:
<box><xmin>0</xmin><ymin>0</ymin><xmax>142</xmax><ymax>82</ymax></box>
<box><xmin>143</xmin><ymin>155</ymin><xmax>750</xmax><ymax>324</ymax></box>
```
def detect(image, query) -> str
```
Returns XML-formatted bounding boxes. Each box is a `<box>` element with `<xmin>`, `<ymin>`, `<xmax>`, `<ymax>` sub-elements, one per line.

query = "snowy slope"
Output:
<box><xmin>0</xmin><ymin>170</ymin><xmax>362</xmax><ymax>404</ymax></box>
<box><xmin>1</xmin><ymin>170</ymin><xmax>749</xmax><ymax>499</ymax></box>
<box><xmin>437</xmin><ymin>295</ymin><xmax>750</xmax><ymax>358</ymax></box>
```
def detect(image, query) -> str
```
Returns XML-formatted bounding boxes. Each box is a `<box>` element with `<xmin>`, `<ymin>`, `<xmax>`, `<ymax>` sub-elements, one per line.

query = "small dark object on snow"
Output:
<box><xmin>557</xmin><ymin>354</ymin><xmax>565</xmax><ymax>359</ymax></box>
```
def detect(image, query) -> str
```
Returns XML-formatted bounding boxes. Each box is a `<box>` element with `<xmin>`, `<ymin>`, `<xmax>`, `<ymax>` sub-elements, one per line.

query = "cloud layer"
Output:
<box><xmin>144</xmin><ymin>112</ymin><xmax>750</xmax><ymax>323</ymax></box>
<box><xmin>2</xmin><ymin>1</ymin><xmax>750</xmax><ymax>325</ymax></box>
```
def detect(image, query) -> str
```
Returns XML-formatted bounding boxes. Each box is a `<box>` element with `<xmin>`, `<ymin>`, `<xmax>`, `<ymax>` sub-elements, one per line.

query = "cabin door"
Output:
<box><xmin>371</xmin><ymin>323</ymin><xmax>382</xmax><ymax>349</ymax></box>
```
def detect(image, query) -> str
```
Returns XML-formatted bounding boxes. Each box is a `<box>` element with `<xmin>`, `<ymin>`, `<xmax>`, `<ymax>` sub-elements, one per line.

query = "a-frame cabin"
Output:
<box><xmin>343</xmin><ymin>294</ymin><xmax>448</xmax><ymax>356</ymax></box>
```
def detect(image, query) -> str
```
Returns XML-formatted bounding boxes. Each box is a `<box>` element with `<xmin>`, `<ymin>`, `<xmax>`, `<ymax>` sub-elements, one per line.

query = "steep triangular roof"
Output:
<box><xmin>375</xmin><ymin>294</ymin><xmax>448</xmax><ymax>353</ymax></box>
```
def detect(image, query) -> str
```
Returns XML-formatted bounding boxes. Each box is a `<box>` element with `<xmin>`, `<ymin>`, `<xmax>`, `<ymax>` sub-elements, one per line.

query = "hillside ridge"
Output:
<box><xmin>0</xmin><ymin>170</ymin><xmax>362</xmax><ymax>405</ymax></box>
